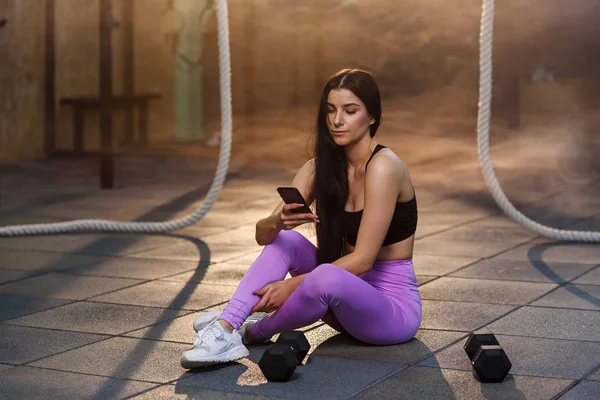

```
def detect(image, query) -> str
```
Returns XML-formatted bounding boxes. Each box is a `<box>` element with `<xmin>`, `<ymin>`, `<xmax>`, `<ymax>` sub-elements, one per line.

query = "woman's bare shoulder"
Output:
<box><xmin>369</xmin><ymin>147</ymin><xmax>408</xmax><ymax>176</ymax></box>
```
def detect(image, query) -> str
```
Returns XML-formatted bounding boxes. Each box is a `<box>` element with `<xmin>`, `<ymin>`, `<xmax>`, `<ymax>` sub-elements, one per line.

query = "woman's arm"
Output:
<box><xmin>255</xmin><ymin>213</ymin><xmax>284</xmax><ymax>246</ymax></box>
<box><xmin>332</xmin><ymin>154</ymin><xmax>407</xmax><ymax>275</ymax></box>
<box><xmin>255</xmin><ymin>158</ymin><xmax>316</xmax><ymax>246</ymax></box>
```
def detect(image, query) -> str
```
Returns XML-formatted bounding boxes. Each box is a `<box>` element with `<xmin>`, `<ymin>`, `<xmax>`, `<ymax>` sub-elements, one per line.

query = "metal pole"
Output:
<box><xmin>123</xmin><ymin>0</ymin><xmax>134</xmax><ymax>145</ymax></box>
<box><xmin>99</xmin><ymin>0</ymin><xmax>114</xmax><ymax>189</ymax></box>
<box><xmin>244</xmin><ymin>1</ymin><xmax>255</xmax><ymax>116</ymax></box>
<box><xmin>44</xmin><ymin>0</ymin><xmax>56</xmax><ymax>156</ymax></box>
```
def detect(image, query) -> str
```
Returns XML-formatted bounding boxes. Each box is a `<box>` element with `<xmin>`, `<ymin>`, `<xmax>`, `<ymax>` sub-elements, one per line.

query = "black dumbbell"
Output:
<box><xmin>258</xmin><ymin>330</ymin><xmax>311</xmax><ymax>382</ymax></box>
<box><xmin>464</xmin><ymin>332</ymin><xmax>512</xmax><ymax>383</ymax></box>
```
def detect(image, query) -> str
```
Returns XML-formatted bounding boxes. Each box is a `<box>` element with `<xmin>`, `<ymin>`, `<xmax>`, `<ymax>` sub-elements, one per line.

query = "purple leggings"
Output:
<box><xmin>219</xmin><ymin>230</ymin><xmax>422</xmax><ymax>345</ymax></box>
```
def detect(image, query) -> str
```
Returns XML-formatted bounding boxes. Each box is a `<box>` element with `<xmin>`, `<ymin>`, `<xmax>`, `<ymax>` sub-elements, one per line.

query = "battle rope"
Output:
<box><xmin>2</xmin><ymin>0</ymin><xmax>597</xmax><ymax>243</ymax></box>
<box><xmin>0</xmin><ymin>0</ymin><xmax>232</xmax><ymax>237</ymax></box>
<box><xmin>477</xmin><ymin>0</ymin><xmax>599</xmax><ymax>242</ymax></box>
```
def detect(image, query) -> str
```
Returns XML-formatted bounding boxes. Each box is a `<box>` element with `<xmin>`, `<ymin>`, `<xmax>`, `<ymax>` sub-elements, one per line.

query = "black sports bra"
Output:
<box><xmin>343</xmin><ymin>145</ymin><xmax>418</xmax><ymax>247</ymax></box>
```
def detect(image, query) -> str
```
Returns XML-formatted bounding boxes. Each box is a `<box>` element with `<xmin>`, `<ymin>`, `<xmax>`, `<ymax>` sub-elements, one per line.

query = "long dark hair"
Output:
<box><xmin>312</xmin><ymin>68</ymin><xmax>382</xmax><ymax>265</ymax></box>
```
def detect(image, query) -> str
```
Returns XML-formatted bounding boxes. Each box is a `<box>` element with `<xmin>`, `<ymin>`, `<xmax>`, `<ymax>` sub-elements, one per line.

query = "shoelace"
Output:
<box><xmin>194</xmin><ymin>323</ymin><xmax>223</xmax><ymax>348</ymax></box>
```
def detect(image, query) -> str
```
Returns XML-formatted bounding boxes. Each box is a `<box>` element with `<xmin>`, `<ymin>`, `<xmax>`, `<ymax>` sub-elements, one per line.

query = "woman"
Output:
<box><xmin>181</xmin><ymin>68</ymin><xmax>421</xmax><ymax>369</ymax></box>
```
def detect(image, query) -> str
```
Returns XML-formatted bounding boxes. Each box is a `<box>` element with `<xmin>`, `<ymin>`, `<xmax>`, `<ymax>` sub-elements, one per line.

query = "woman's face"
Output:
<box><xmin>326</xmin><ymin>88</ymin><xmax>374</xmax><ymax>147</ymax></box>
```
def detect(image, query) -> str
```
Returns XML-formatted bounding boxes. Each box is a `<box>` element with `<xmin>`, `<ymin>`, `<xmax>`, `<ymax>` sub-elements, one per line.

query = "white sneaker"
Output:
<box><xmin>192</xmin><ymin>311</ymin><xmax>270</xmax><ymax>345</ymax></box>
<box><xmin>180</xmin><ymin>320</ymin><xmax>249</xmax><ymax>369</ymax></box>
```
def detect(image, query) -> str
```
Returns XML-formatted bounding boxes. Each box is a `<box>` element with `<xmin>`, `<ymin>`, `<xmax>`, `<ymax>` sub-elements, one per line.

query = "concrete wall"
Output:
<box><xmin>0</xmin><ymin>0</ymin><xmax>45</xmax><ymax>162</ymax></box>
<box><xmin>1</xmin><ymin>0</ymin><xmax>599</xmax><ymax>161</ymax></box>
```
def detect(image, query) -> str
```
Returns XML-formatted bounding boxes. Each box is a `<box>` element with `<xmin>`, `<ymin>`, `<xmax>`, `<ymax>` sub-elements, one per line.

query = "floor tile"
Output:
<box><xmin>0</xmin><ymin>269</ymin><xmax>40</xmax><ymax>284</ymax></box>
<box><xmin>67</xmin><ymin>257</ymin><xmax>199</xmax><ymax>280</ymax></box>
<box><xmin>420</xmin><ymin>300</ymin><xmax>516</xmax><ymax>331</ymax></box>
<box><xmin>0</xmin><ymin>273</ymin><xmax>142</xmax><ymax>300</ymax></box>
<box><xmin>6</xmin><ymin>301</ymin><xmax>187</xmax><ymax>335</ymax></box>
<box><xmin>0</xmin><ymin>366</ymin><xmax>156</xmax><ymax>400</ymax></box>
<box><xmin>352</xmin><ymin>366</ymin><xmax>571</xmax><ymax>400</ymax></box>
<box><xmin>418</xmin><ymin>334</ymin><xmax>600</xmax><ymax>379</ymax></box>
<box><xmin>0</xmin><ymin>295</ymin><xmax>71</xmax><ymax>322</ymax></box>
<box><xmin>305</xmin><ymin>324</ymin><xmax>467</xmax><ymax>365</ymax></box>
<box><xmin>177</xmin><ymin>355</ymin><xmax>405</xmax><ymax>400</ymax></box>
<box><xmin>559</xmin><ymin>381</ymin><xmax>600</xmax><ymax>400</ymax></box>
<box><xmin>0</xmin><ymin>325</ymin><xmax>106</xmax><ymax>365</ymax></box>
<box><xmin>486</xmin><ymin>306</ymin><xmax>600</xmax><ymax>342</ymax></box>
<box><xmin>89</xmin><ymin>281</ymin><xmax>236</xmax><ymax>310</ymax></box>
<box><xmin>451</xmin><ymin>258</ymin><xmax>596</xmax><ymax>283</ymax></box>
<box><xmin>531</xmin><ymin>284</ymin><xmax>600</xmax><ymax>311</ymax></box>
<box><xmin>133</xmin><ymin>384</ymin><xmax>285</xmax><ymax>399</ymax></box>
<box><xmin>419</xmin><ymin>277</ymin><xmax>556</xmax><ymax>305</ymax></box>
<box><xmin>572</xmin><ymin>266</ymin><xmax>600</xmax><ymax>285</ymax></box>
<box><xmin>413</xmin><ymin>254</ymin><xmax>480</xmax><ymax>276</ymax></box>
<box><xmin>0</xmin><ymin>249</ymin><xmax>99</xmax><ymax>272</ymax></box>
<box><xmin>30</xmin><ymin>337</ymin><xmax>190</xmax><ymax>383</ymax></box>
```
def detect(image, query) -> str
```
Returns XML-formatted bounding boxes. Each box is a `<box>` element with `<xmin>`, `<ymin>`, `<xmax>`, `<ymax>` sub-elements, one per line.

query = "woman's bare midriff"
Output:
<box><xmin>346</xmin><ymin>234</ymin><xmax>415</xmax><ymax>261</ymax></box>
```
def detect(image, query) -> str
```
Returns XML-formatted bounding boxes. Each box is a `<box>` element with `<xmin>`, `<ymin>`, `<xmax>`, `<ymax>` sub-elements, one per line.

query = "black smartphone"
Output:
<box><xmin>277</xmin><ymin>187</ymin><xmax>313</xmax><ymax>214</ymax></box>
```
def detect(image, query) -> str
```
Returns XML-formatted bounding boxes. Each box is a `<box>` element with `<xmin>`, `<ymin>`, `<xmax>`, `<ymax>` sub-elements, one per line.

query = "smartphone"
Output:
<box><xmin>277</xmin><ymin>187</ymin><xmax>313</xmax><ymax>214</ymax></box>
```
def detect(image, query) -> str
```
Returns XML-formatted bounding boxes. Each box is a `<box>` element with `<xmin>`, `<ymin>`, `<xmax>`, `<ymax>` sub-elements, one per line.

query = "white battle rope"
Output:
<box><xmin>0</xmin><ymin>0</ymin><xmax>232</xmax><ymax>237</ymax></box>
<box><xmin>2</xmin><ymin>0</ymin><xmax>598</xmax><ymax>242</ymax></box>
<box><xmin>478</xmin><ymin>0</ymin><xmax>599</xmax><ymax>242</ymax></box>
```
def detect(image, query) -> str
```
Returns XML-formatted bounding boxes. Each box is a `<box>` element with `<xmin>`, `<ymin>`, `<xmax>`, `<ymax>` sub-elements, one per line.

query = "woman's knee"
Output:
<box><xmin>270</xmin><ymin>230</ymin><xmax>309</xmax><ymax>250</ymax></box>
<box><xmin>302</xmin><ymin>264</ymin><xmax>347</xmax><ymax>299</ymax></box>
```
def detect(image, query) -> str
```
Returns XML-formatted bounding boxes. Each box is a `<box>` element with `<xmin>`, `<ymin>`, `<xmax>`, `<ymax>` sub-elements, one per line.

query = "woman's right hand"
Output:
<box><xmin>277</xmin><ymin>204</ymin><xmax>319</xmax><ymax>230</ymax></box>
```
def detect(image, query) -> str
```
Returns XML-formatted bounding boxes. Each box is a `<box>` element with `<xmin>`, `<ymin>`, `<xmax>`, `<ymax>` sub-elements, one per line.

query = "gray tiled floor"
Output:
<box><xmin>305</xmin><ymin>325</ymin><xmax>467</xmax><ymax>365</ymax></box>
<box><xmin>414</xmin><ymin>237</ymin><xmax>519</xmax><ymax>258</ymax></box>
<box><xmin>124</xmin><ymin>311</ymin><xmax>205</xmax><ymax>344</ymax></box>
<box><xmin>412</xmin><ymin>254</ymin><xmax>479</xmax><ymax>276</ymax></box>
<box><xmin>0</xmin><ymin>295</ymin><xmax>72</xmax><ymax>322</ymax></box>
<box><xmin>559</xmin><ymin>381</ymin><xmax>600</xmax><ymax>400</ymax></box>
<box><xmin>88</xmin><ymin>281</ymin><xmax>237</xmax><ymax>310</ymax></box>
<box><xmin>450</xmin><ymin>258</ymin><xmax>597</xmax><ymax>283</ymax></box>
<box><xmin>30</xmin><ymin>337</ymin><xmax>191</xmax><ymax>383</ymax></box>
<box><xmin>1</xmin><ymin>149</ymin><xmax>598</xmax><ymax>399</ymax></box>
<box><xmin>0</xmin><ymin>249</ymin><xmax>100</xmax><ymax>272</ymax></box>
<box><xmin>128</xmin><ymin>241</ymin><xmax>262</xmax><ymax>264</ymax></box>
<box><xmin>159</xmin><ymin>262</ymin><xmax>251</xmax><ymax>286</ymax></box>
<box><xmin>65</xmin><ymin>256</ymin><xmax>200</xmax><ymax>280</ymax></box>
<box><xmin>0</xmin><ymin>367</ymin><xmax>157</xmax><ymax>400</ymax></box>
<box><xmin>134</xmin><ymin>385</ymin><xmax>286</xmax><ymax>399</ymax></box>
<box><xmin>353</xmin><ymin>366</ymin><xmax>573</xmax><ymax>400</ymax></box>
<box><xmin>588</xmin><ymin>368</ymin><xmax>600</xmax><ymax>381</ymax></box>
<box><xmin>419</xmin><ymin>277</ymin><xmax>557</xmax><ymax>305</ymax></box>
<box><xmin>0</xmin><ymin>269</ymin><xmax>40</xmax><ymax>284</ymax></box>
<box><xmin>0</xmin><ymin>364</ymin><xmax>14</xmax><ymax>373</ymax></box>
<box><xmin>420</xmin><ymin>300</ymin><xmax>516</xmax><ymax>331</ymax></box>
<box><xmin>0</xmin><ymin>325</ymin><xmax>107</xmax><ymax>365</ymax></box>
<box><xmin>0</xmin><ymin>273</ymin><xmax>143</xmax><ymax>300</ymax></box>
<box><xmin>176</xmin><ymin>355</ymin><xmax>405</xmax><ymax>400</ymax></box>
<box><xmin>531</xmin><ymin>284</ymin><xmax>600</xmax><ymax>310</ymax></box>
<box><xmin>417</xmin><ymin>334</ymin><xmax>600</xmax><ymax>379</ymax></box>
<box><xmin>573</xmin><ymin>266</ymin><xmax>600</xmax><ymax>285</ymax></box>
<box><xmin>486</xmin><ymin>306</ymin><xmax>600</xmax><ymax>342</ymax></box>
<box><xmin>5</xmin><ymin>302</ymin><xmax>187</xmax><ymax>335</ymax></box>
<box><xmin>499</xmin><ymin>240</ymin><xmax>600</xmax><ymax>264</ymax></box>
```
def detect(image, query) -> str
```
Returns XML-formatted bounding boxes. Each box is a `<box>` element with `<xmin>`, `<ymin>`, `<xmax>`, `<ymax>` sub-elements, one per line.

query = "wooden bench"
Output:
<box><xmin>60</xmin><ymin>93</ymin><xmax>161</xmax><ymax>155</ymax></box>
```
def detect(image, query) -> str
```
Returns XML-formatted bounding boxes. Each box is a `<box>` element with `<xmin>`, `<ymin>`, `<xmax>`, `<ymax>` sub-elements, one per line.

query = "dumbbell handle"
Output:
<box><xmin>465</xmin><ymin>334</ymin><xmax>500</xmax><ymax>360</ymax></box>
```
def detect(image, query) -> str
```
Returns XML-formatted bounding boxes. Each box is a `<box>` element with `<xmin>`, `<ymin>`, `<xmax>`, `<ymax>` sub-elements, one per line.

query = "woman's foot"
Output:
<box><xmin>181</xmin><ymin>319</ymin><xmax>249</xmax><ymax>369</ymax></box>
<box><xmin>193</xmin><ymin>311</ymin><xmax>271</xmax><ymax>345</ymax></box>
<box><xmin>193</xmin><ymin>311</ymin><xmax>265</xmax><ymax>334</ymax></box>
<box><xmin>242</xmin><ymin>322</ymin><xmax>268</xmax><ymax>344</ymax></box>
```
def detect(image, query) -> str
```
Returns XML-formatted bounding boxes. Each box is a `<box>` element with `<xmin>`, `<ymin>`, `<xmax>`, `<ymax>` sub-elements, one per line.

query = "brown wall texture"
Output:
<box><xmin>1</xmin><ymin>0</ymin><xmax>599</xmax><ymax>161</ymax></box>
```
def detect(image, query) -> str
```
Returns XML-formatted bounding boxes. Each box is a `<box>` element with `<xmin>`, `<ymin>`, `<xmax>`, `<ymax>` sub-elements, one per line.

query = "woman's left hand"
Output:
<box><xmin>251</xmin><ymin>280</ymin><xmax>295</xmax><ymax>314</ymax></box>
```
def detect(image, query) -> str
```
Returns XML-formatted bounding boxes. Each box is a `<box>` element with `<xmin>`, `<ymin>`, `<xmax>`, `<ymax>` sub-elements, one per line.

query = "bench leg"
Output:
<box><xmin>74</xmin><ymin>109</ymin><xmax>85</xmax><ymax>155</ymax></box>
<box><xmin>138</xmin><ymin>102</ymin><xmax>148</xmax><ymax>146</ymax></box>
<box><xmin>124</xmin><ymin>109</ymin><xmax>134</xmax><ymax>145</ymax></box>
<box><xmin>100</xmin><ymin>154</ymin><xmax>114</xmax><ymax>189</ymax></box>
